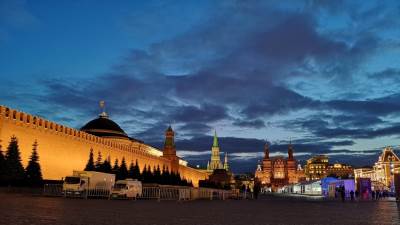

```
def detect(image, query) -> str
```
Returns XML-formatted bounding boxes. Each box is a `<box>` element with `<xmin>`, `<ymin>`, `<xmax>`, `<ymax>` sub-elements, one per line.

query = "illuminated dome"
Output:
<box><xmin>81</xmin><ymin>101</ymin><xmax>128</xmax><ymax>140</ymax></box>
<box><xmin>80</xmin><ymin>116</ymin><xmax>129</xmax><ymax>139</ymax></box>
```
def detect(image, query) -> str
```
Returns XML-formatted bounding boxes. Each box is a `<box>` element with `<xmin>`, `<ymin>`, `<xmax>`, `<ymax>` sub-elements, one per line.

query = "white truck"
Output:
<box><xmin>111</xmin><ymin>179</ymin><xmax>142</xmax><ymax>199</ymax></box>
<box><xmin>63</xmin><ymin>171</ymin><xmax>115</xmax><ymax>197</ymax></box>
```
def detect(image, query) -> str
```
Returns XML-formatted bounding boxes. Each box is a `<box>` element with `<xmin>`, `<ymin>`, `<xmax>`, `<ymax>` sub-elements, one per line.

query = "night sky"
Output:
<box><xmin>1</xmin><ymin>0</ymin><xmax>400</xmax><ymax>173</ymax></box>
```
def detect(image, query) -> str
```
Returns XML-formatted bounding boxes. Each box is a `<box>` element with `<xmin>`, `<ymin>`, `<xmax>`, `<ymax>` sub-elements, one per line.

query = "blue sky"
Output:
<box><xmin>1</xmin><ymin>0</ymin><xmax>400</xmax><ymax>172</ymax></box>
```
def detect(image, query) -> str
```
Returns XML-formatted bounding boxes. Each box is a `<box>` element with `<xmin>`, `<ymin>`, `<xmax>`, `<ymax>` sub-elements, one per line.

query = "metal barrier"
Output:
<box><xmin>43</xmin><ymin>183</ymin><xmax>241</xmax><ymax>201</ymax></box>
<box><xmin>43</xmin><ymin>184</ymin><xmax>64</xmax><ymax>197</ymax></box>
<box><xmin>140</xmin><ymin>186</ymin><xmax>161</xmax><ymax>200</ymax></box>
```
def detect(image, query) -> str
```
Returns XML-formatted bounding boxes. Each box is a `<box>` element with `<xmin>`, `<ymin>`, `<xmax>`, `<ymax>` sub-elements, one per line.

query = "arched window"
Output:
<box><xmin>33</xmin><ymin>117</ymin><xmax>37</xmax><ymax>125</ymax></box>
<box><xmin>45</xmin><ymin>121</ymin><xmax>48</xmax><ymax>128</ymax></box>
<box><xmin>27</xmin><ymin>115</ymin><xmax>31</xmax><ymax>123</ymax></box>
<box><xmin>12</xmin><ymin>111</ymin><xmax>17</xmax><ymax>119</ymax></box>
<box><xmin>20</xmin><ymin>113</ymin><xmax>24</xmax><ymax>122</ymax></box>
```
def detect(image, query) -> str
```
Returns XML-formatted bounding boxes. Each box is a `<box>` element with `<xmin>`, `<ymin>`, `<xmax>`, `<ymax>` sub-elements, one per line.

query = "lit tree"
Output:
<box><xmin>25</xmin><ymin>140</ymin><xmax>43</xmax><ymax>187</ymax></box>
<box><xmin>5</xmin><ymin>136</ymin><xmax>25</xmax><ymax>186</ymax></box>
<box><xmin>84</xmin><ymin>148</ymin><xmax>95</xmax><ymax>171</ymax></box>
<box><xmin>118</xmin><ymin>157</ymin><xmax>128</xmax><ymax>180</ymax></box>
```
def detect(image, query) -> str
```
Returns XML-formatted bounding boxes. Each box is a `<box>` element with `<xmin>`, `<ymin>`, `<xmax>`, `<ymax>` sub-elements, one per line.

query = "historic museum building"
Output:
<box><xmin>255</xmin><ymin>142</ymin><xmax>305</xmax><ymax>191</ymax></box>
<box><xmin>0</xmin><ymin>104</ymin><xmax>208</xmax><ymax>186</ymax></box>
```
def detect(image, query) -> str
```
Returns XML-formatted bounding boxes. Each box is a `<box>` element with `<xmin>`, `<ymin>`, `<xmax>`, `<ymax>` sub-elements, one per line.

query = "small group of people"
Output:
<box><xmin>371</xmin><ymin>189</ymin><xmax>391</xmax><ymax>200</ymax></box>
<box><xmin>335</xmin><ymin>186</ymin><xmax>361</xmax><ymax>202</ymax></box>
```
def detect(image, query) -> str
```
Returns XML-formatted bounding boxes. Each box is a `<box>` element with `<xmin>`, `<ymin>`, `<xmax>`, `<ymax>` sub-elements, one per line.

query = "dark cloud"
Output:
<box><xmin>232</xmin><ymin>119</ymin><xmax>265</xmax><ymax>129</ymax></box>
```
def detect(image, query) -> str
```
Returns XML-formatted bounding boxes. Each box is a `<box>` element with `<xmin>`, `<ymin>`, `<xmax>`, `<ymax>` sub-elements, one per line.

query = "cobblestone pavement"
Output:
<box><xmin>0</xmin><ymin>193</ymin><xmax>399</xmax><ymax>225</ymax></box>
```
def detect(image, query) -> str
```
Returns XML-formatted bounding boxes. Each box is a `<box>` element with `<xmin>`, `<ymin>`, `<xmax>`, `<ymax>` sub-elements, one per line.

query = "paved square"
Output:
<box><xmin>0</xmin><ymin>194</ymin><xmax>399</xmax><ymax>225</ymax></box>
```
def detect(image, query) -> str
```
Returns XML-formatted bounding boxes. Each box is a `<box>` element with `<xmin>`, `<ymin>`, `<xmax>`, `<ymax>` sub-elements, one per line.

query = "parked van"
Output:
<box><xmin>111</xmin><ymin>179</ymin><xmax>142</xmax><ymax>199</ymax></box>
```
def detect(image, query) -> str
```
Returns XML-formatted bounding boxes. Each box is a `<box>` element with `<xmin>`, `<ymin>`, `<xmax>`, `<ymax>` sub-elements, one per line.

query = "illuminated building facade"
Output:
<box><xmin>304</xmin><ymin>155</ymin><xmax>329</xmax><ymax>181</ymax></box>
<box><xmin>0</xmin><ymin>104</ymin><xmax>208</xmax><ymax>186</ymax></box>
<box><xmin>326</xmin><ymin>163</ymin><xmax>353</xmax><ymax>178</ymax></box>
<box><xmin>255</xmin><ymin>142</ymin><xmax>305</xmax><ymax>191</ymax></box>
<box><xmin>354</xmin><ymin>147</ymin><xmax>400</xmax><ymax>190</ymax></box>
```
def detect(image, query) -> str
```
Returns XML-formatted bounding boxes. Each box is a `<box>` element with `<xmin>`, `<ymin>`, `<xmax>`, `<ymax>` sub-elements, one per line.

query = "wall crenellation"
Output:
<box><xmin>0</xmin><ymin>105</ymin><xmax>163</xmax><ymax>160</ymax></box>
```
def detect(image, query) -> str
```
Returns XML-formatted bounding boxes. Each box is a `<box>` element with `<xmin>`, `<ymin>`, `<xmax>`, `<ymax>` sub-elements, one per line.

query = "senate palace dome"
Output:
<box><xmin>80</xmin><ymin>102</ymin><xmax>130</xmax><ymax>142</ymax></box>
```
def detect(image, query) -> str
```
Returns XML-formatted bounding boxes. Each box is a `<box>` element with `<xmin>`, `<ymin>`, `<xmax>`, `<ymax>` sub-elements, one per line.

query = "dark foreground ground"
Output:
<box><xmin>0</xmin><ymin>193</ymin><xmax>399</xmax><ymax>225</ymax></box>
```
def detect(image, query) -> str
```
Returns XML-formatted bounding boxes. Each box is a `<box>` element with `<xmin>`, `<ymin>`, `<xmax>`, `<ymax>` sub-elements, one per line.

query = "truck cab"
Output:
<box><xmin>63</xmin><ymin>176</ymin><xmax>89</xmax><ymax>196</ymax></box>
<box><xmin>111</xmin><ymin>179</ymin><xmax>142</xmax><ymax>199</ymax></box>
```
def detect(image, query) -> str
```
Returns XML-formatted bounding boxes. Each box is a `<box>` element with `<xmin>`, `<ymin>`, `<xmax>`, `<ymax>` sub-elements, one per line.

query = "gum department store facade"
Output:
<box><xmin>0</xmin><ymin>104</ymin><xmax>208</xmax><ymax>187</ymax></box>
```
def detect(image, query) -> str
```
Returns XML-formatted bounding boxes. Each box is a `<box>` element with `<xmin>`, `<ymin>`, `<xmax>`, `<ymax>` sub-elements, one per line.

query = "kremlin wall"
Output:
<box><xmin>0</xmin><ymin>105</ymin><xmax>208</xmax><ymax>187</ymax></box>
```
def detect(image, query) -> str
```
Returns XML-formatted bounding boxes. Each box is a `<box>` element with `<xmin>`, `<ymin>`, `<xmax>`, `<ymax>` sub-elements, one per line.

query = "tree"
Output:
<box><xmin>154</xmin><ymin>165</ymin><xmax>161</xmax><ymax>184</ymax></box>
<box><xmin>0</xmin><ymin>141</ymin><xmax>5</xmax><ymax>185</ymax></box>
<box><xmin>141</xmin><ymin>164</ymin><xmax>148</xmax><ymax>182</ymax></box>
<box><xmin>5</xmin><ymin>136</ymin><xmax>25</xmax><ymax>186</ymax></box>
<box><xmin>147</xmin><ymin>165</ymin><xmax>154</xmax><ymax>183</ymax></box>
<box><xmin>112</xmin><ymin>159</ymin><xmax>119</xmax><ymax>175</ymax></box>
<box><xmin>84</xmin><ymin>148</ymin><xmax>95</xmax><ymax>171</ymax></box>
<box><xmin>102</xmin><ymin>157</ymin><xmax>112</xmax><ymax>173</ymax></box>
<box><xmin>118</xmin><ymin>157</ymin><xmax>128</xmax><ymax>180</ymax></box>
<box><xmin>95</xmin><ymin>151</ymin><xmax>103</xmax><ymax>172</ymax></box>
<box><xmin>161</xmin><ymin>166</ymin><xmax>171</xmax><ymax>185</ymax></box>
<box><xmin>25</xmin><ymin>140</ymin><xmax>43</xmax><ymax>187</ymax></box>
<box><xmin>133</xmin><ymin>159</ymin><xmax>141</xmax><ymax>180</ymax></box>
<box><xmin>128</xmin><ymin>161</ymin><xmax>135</xmax><ymax>179</ymax></box>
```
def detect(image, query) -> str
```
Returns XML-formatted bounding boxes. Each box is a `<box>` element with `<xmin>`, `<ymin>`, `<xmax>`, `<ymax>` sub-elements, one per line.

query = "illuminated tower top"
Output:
<box><xmin>223</xmin><ymin>152</ymin><xmax>229</xmax><ymax>171</ymax></box>
<box><xmin>213</xmin><ymin>130</ymin><xmax>219</xmax><ymax>148</ymax></box>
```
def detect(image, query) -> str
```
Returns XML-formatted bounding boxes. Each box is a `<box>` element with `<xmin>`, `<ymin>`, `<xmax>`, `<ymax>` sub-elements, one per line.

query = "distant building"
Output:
<box><xmin>255</xmin><ymin>142</ymin><xmax>305</xmax><ymax>191</ymax></box>
<box><xmin>326</xmin><ymin>163</ymin><xmax>353</xmax><ymax>178</ymax></box>
<box><xmin>354</xmin><ymin>147</ymin><xmax>400</xmax><ymax>190</ymax></box>
<box><xmin>305</xmin><ymin>155</ymin><xmax>353</xmax><ymax>180</ymax></box>
<box><xmin>305</xmin><ymin>155</ymin><xmax>329</xmax><ymax>181</ymax></box>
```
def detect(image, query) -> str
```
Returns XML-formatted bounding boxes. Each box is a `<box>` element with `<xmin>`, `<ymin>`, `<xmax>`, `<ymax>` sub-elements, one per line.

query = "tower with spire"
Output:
<box><xmin>207</xmin><ymin>130</ymin><xmax>223</xmax><ymax>171</ymax></box>
<box><xmin>223</xmin><ymin>152</ymin><xmax>229</xmax><ymax>171</ymax></box>
<box><xmin>163</xmin><ymin>125</ymin><xmax>179</xmax><ymax>172</ymax></box>
<box><xmin>287</xmin><ymin>140</ymin><xmax>297</xmax><ymax>183</ymax></box>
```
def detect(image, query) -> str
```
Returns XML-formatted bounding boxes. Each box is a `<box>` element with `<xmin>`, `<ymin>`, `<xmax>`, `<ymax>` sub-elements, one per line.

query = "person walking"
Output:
<box><xmin>340</xmin><ymin>186</ymin><xmax>346</xmax><ymax>202</ymax></box>
<box><xmin>253</xmin><ymin>180</ymin><xmax>261</xmax><ymax>200</ymax></box>
<box><xmin>350</xmin><ymin>190</ymin><xmax>354</xmax><ymax>201</ymax></box>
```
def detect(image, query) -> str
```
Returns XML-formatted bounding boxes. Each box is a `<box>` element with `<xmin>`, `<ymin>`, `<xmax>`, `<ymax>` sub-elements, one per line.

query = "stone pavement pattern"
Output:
<box><xmin>0</xmin><ymin>194</ymin><xmax>399</xmax><ymax>225</ymax></box>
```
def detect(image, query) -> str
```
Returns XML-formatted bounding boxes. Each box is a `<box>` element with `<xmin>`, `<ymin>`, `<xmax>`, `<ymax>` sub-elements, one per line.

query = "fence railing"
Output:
<box><xmin>43</xmin><ymin>184</ymin><xmax>242</xmax><ymax>201</ymax></box>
